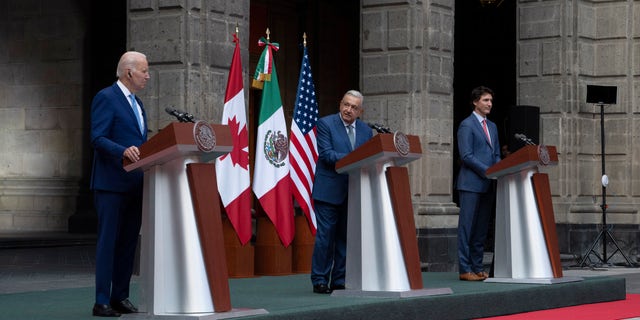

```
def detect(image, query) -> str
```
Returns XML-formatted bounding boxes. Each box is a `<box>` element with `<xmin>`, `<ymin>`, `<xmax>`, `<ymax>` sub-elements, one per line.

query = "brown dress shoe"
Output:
<box><xmin>476</xmin><ymin>271</ymin><xmax>489</xmax><ymax>279</ymax></box>
<box><xmin>459</xmin><ymin>272</ymin><xmax>484</xmax><ymax>281</ymax></box>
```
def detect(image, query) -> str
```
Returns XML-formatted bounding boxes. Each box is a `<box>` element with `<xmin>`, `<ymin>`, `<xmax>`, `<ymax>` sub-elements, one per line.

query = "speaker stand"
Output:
<box><xmin>578</xmin><ymin>104</ymin><xmax>636</xmax><ymax>268</ymax></box>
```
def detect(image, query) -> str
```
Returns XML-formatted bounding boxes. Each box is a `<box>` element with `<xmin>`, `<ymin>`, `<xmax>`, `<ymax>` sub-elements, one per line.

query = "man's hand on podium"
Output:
<box><xmin>123</xmin><ymin>145</ymin><xmax>141</xmax><ymax>163</ymax></box>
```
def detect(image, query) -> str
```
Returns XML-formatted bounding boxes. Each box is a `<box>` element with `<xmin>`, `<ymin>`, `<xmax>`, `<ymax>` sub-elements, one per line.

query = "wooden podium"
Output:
<box><xmin>124</xmin><ymin>122</ymin><xmax>266</xmax><ymax>317</ymax></box>
<box><xmin>333</xmin><ymin>133</ymin><xmax>451</xmax><ymax>297</ymax></box>
<box><xmin>485</xmin><ymin>144</ymin><xmax>580</xmax><ymax>284</ymax></box>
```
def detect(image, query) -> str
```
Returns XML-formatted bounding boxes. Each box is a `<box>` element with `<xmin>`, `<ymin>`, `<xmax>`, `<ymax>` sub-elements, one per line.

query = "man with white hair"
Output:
<box><xmin>90</xmin><ymin>51</ymin><xmax>150</xmax><ymax>317</ymax></box>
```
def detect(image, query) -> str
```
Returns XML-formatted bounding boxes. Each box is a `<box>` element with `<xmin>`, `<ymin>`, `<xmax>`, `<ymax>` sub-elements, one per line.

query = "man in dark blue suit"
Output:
<box><xmin>310</xmin><ymin>90</ymin><xmax>374</xmax><ymax>294</ymax></box>
<box><xmin>456</xmin><ymin>86</ymin><xmax>501</xmax><ymax>281</ymax></box>
<box><xmin>90</xmin><ymin>51</ymin><xmax>149</xmax><ymax>316</ymax></box>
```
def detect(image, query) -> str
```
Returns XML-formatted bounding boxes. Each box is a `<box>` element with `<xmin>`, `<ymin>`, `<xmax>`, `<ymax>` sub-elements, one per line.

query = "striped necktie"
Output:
<box><xmin>482</xmin><ymin>119</ymin><xmax>491</xmax><ymax>145</ymax></box>
<box><xmin>347</xmin><ymin>125</ymin><xmax>355</xmax><ymax>149</ymax></box>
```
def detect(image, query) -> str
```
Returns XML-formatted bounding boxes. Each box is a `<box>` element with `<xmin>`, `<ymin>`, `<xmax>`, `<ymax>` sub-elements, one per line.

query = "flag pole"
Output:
<box><xmin>235</xmin><ymin>22</ymin><xmax>239</xmax><ymax>35</ymax></box>
<box><xmin>303</xmin><ymin>32</ymin><xmax>307</xmax><ymax>47</ymax></box>
<box><xmin>266</xmin><ymin>28</ymin><xmax>270</xmax><ymax>40</ymax></box>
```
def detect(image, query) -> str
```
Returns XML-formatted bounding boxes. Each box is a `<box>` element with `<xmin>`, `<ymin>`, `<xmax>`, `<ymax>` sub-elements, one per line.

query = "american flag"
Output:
<box><xmin>289</xmin><ymin>45</ymin><xmax>319</xmax><ymax>234</ymax></box>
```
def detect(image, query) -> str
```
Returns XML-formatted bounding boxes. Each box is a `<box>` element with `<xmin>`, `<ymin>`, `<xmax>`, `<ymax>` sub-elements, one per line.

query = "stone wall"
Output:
<box><xmin>4</xmin><ymin>0</ymin><xmax>637</xmax><ymax>268</ymax></box>
<box><xmin>128</xmin><ymin>0</ymin><xmax>250</xmax><ymax>134</ymax></box>
<box><xmin>517</xmin><ymin>0</ymin><xmax>640</xmax><ymax>262</ymax></box>
<box><xmin>0</xmin><ymin>0</ymin><xmax>86</xmax><ymax>232</ymax></box>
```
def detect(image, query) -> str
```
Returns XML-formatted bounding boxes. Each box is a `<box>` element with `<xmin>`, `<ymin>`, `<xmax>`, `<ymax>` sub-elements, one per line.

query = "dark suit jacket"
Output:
<box><xmin>312</xmin><ymin>113</ymin><xmax>373</xmax><ymax>205</ymax></box>
<box><xmin>90</xmin><ymin>82</ymin><xmax>147</xmax><ymax>193</ymax></box>
<box><xmin>456</xmin><ymin>113</ymin><xmax>501</xmax><ymax>193</ymax></box>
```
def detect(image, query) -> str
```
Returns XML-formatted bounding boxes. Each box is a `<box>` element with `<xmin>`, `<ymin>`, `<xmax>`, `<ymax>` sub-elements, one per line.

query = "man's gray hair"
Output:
<box><xmin>116</xmin><ymin>51</ymin><xmax>147</xmax><ymax>78</ymax></box>
<box><xmin>344</xmin><ymin>90</ymin><xmax>364</xmax><ymax>105</ymax></box>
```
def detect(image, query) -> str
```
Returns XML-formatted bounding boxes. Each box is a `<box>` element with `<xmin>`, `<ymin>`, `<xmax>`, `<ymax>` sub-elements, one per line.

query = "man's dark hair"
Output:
<box><xmin>469</xmin><ymin>86</ymin><xmax>494</xmax><ymax>107</ymax></box>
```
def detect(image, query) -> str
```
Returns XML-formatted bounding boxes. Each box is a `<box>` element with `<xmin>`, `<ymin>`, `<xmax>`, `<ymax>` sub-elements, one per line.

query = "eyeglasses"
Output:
<box><xmin>341</xmin><ymin>101</ymin><xmax>361</xmax><ymax>110</ymax></box>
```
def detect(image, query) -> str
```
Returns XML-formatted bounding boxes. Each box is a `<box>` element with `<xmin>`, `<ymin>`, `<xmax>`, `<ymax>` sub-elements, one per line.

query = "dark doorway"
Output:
<box><xmin>452</xmin><ymin>1</ymin><xmax>516</xmax><ymax>256</ymax></box>
<box><xmin>70</xmin><ymin>0</ymin><xmax>127</xmax><ymax>233</ymax></box>
<box><xmin>85</xmin><ymin>1</ymin><xmax>127</xmax><ymax>96</ymax></box>
<box><xmin>452</xmin><ymin>0</ymin><xmax>516</xmax><ymax>200</ymax></box>
<box><xmin>249</xmin><ymin>0</ymin><xmax>360</xmax><ymax>124</ymax></box>
<box><xmin>247</xmin><ymin>0</ymin><xmax>359</xmax><ymax>214</ymax></box>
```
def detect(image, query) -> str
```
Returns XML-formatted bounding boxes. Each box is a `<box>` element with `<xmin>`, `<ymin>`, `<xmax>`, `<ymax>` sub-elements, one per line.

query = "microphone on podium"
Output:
<box><xmin>514</xmin><ymin>133</ymin><xmax>535</xmax><ymax>145</ymax></box>
<box><xmin>367</xmin><ymin>122</ymin><xmax>392</xmax><ymax>134</ymax></box>
<box><xmin>165</xmin><ymin>107</ymin><xmax>195</xmax><ymax>123</ymax></box>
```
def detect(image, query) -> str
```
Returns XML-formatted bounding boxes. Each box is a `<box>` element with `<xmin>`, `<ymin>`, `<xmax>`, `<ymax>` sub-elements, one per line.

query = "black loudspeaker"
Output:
<box><xmin>586</xmin><ymin>85</ymin><xmax>617</xmax><ymax>105</ymax></box>
<box><xmin>507</xmin><ymin>105</ymin><xmax>539</xmax><ymax>153</ymax></box>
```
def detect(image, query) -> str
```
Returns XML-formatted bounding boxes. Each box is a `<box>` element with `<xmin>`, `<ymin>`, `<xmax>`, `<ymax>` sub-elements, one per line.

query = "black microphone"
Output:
<box><xmin>514</xmin><ymin>133</ymin><xmax>535</xmax><ymax>145</ymax></box>
<box><xmin>367</xmin><ymin>122</ymin><xmax>392</xmax><ymax>134</ymax></box>
<box><xmin>183</xmin><ymin>112</ymin><xmax>195</xmax><ymax>123</ymax></box>
<box><xmin>165</xmin><ymin>107</ymin><xmax>195</xmax><ymax>123</ymax></box>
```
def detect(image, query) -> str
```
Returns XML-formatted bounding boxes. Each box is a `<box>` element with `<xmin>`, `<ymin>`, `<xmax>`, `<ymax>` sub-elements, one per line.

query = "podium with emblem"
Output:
<box><xmin>485</xmin><ymin>144</ymin><xmax>581</xmax><ymax>284</ymax></box>
<box><xmin>332</xmin><ymin>132</ymin><xmax>452</xmax><ymax>297</ymax></box>
<box><xmin>124</xmin><ymin>122</ymin><xmax>267</xmax><ymax>317</ymax></box>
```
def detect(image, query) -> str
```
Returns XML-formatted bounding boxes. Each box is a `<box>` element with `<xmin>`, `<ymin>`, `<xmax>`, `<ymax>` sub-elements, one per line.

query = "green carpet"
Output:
<box><xmin>0</xmin><ymin>273</ymin><xmax>625</xmax><ymax>320</ymax></box>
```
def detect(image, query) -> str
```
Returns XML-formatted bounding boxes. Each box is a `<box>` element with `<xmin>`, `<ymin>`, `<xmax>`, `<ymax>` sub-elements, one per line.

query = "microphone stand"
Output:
<box><xmin>578</xmin><ymin>103</ymin><xmax>635</xmax><ymax>267</ymax></box>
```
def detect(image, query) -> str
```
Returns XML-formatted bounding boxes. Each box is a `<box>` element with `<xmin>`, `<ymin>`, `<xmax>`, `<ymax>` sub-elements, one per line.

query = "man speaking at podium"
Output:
<box><xmin>311</xmin><ymin>90</ymin><xmax>373</xmax><ymax>294</ymax></box>
<box><xmin>456</xmin><ymin>86</ymin><xmax>501</xmax><ymax>281</ymax></box>
<box><xmin>90</xmin><ymin>51</ymin><xmax>149</xmax><ymax>316</ymax></box>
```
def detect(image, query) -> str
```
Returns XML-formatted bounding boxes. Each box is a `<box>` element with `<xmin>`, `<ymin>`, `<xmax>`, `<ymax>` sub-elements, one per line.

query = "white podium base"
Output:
<box><xmin>122</xmin><ymin>308</ymin><xmax>268</xmax><ymax>320</ymax></box>
<box><xmin>331</xmin><ymin>287</ymin><xmax>453</xmax><ymax>298</ymax></box>
<box><xmin>484</xmin><ymin>276</ymin><xmax>583</xmax><ymax>285</ymax></box>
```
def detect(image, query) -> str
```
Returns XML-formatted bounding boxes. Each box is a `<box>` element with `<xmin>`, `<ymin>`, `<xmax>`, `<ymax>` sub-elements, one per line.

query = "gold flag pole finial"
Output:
<box><xmin>303</xmin><ymin>32</ymin><xmax>307</xmax><ymax>47</ymax></box>
<box><xmin>266</xmin><ymin>28</ymin><xmax>270</xmax><ymax>40</ymax></box>
<box><xmin>235</xmin><ymin>22</ymin><xmax>239</xmax><ymax>35</ymax></box>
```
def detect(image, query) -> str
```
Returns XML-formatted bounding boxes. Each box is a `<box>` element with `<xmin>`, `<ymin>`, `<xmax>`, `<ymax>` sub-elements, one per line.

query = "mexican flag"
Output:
<box><xmin>252</xmin><ymin>38</ymin><xmax>295</xmax><ymax>247</ymax></box>
<box><xmin>215</xmin><ymin>32</ymin><xmax>252</xmax><ymax>245</ymax></box>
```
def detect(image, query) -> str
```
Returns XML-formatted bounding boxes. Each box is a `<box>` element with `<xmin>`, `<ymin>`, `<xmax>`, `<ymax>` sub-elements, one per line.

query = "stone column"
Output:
<box><xmin>128</xmin><ymin>0</ymin><xmax>250</xmax><ymax>133</ymax></box>
<box><xmin>361</xmin><ymin>0</ymin><xmax>458</xmax><ymax>271</ymax></box>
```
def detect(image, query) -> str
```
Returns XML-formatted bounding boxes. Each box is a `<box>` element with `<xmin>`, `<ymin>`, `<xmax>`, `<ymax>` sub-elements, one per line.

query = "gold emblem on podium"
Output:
<box><xmin>193</xmin><ymin>120</ymin><xmax>217</xmax><ymax>153</ymax></box>
<box><xmin>538</xmin><ymin>144</ymin><xmax>550</xmax><ymax>166</ymax></box>
<box><xmin>393</xmin><ymin>131</ymin><xmax>410</xmax><ymax>156</ymax></box>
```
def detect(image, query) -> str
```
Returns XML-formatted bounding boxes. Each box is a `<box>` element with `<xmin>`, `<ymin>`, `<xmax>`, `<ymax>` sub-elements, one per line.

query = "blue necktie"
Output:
<box><xmin>347</xmin><ymin>125</ymin><xmax>355</xmax><ymax>149</ymax></box>
<box><xmin>129</xmin><ymin>94</ymin><xmax>144</xmax><ymax>134</ymax></box>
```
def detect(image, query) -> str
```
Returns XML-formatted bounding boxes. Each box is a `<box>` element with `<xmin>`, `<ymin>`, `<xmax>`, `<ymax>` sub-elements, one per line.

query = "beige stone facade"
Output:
<box><xmin>0</xmin><ymin>0</ymin><xmax>638</xmax><ymax>268</ymax></box>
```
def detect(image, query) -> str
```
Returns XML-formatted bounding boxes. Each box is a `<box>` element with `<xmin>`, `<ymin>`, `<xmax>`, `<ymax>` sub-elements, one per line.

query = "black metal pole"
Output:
<box><xmin>577</xmin><ymin>101</ymin><xmax>635</xmax><ymax>267</ymax></box>
<box><xmin>600</xmin><ymin>104</ymin><xmax>608</xmax><ymax>264</ymax></box>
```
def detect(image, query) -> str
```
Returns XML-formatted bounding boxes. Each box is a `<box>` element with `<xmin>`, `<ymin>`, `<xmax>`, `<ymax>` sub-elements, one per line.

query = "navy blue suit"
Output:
<box><xmin>311</xmin><ymin>113</ymin><xmax>373</xmax><ymax>287</ymax></box>
<box><xmin>90</xmin><ymin>82</ymin><xmax>147</xmax><ymax>305</ymax></box>
<box><xmin>456</xmin><ymin>113</ymin><xmax>501</xmax><ymax>274</ymax></box>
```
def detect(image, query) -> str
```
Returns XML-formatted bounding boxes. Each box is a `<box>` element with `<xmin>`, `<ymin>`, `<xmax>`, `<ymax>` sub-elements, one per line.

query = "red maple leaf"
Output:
<box><xmin>220</xmin><ymin>115</ymin><xmax>249</xmax><ymax>170</ymax></box>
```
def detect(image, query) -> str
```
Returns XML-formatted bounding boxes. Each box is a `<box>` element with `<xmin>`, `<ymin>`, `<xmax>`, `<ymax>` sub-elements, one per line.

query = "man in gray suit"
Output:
<box><xmin>310</xmin><ymin>90</ymin><xmax>373</xmax><ymax>293</ymax></box>
<box><xmin>456</xmin><ymin>86</ymin><xmax>501</xmax><ymax>281</ymax></box>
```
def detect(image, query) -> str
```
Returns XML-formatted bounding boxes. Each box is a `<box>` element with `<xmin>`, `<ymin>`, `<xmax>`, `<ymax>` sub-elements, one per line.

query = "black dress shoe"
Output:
<box><xmin>331</xmin><ymin>284</ymin><xmax>346</xmax><ymax>290</ymax></box>
<box><xmin>110</xmin><ymin>299</ymin><xmax>138</xmax><ymax>314</ymax></box>
<box><xmin>92</xmin><ymin>304</ymin><xmax>121</xmax><ymax>317</ymax></box>
<box><xmin>313</xmin><ymin>284</ymin><xmax>332</xmax><ymax>294</ymax></box>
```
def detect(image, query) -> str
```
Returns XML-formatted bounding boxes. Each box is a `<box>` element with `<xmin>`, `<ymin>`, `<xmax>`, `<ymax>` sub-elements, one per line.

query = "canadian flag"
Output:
<box><xmin>215</xmin><ymin>32</ymin><xmax>252</xmax><ymax>245</ymax></box>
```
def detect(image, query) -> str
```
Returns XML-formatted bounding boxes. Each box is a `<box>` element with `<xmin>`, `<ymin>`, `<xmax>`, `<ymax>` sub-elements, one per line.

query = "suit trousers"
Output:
<box><xmin>94</xmin><ymin>189</ymin><xmax>142</xmax><ymax>304</ymax></box>
<box><xmin>457</xmin><ymin>189</ymin><xmax>494</xmax><ymax>274</ymax></box>
<box><xmin>310</xmin><ymin>199</ymin><xmax>348</xmax><ymax>287</ymax></box>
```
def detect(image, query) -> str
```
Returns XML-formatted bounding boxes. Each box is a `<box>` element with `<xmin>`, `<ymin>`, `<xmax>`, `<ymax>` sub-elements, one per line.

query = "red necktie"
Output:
<box><xmin>482</xmin><ymin>119</ymin><xmax>491</xmax><ymax>145</ymax></box>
